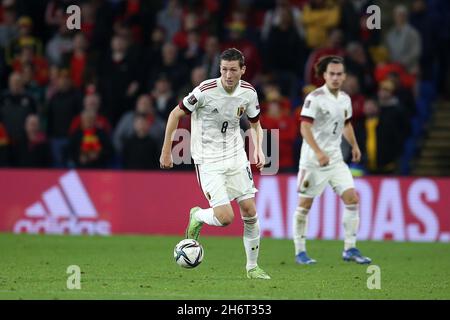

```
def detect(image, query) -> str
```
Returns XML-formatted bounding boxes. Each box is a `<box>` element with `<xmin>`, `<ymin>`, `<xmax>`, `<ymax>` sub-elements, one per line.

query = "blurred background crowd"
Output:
<box><xmin>0</xmin><ymin>0</ymin><xmax>449</xmax><ymax>174</ymax></box>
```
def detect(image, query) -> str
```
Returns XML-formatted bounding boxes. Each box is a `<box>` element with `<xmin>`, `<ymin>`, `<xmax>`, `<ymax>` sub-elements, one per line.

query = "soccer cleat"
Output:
<box><xmin>342</xmin><ymin>248</ymin><xmax>372</xmax><ymax>264</ymax></box>
<box><xmin>185</xmin><ymin>207</ymin><xmax>203</xmax><ymax>240</ymax></box>
<box><xmin>295</xmin><ymin>251</ymin><xmax>317</xmax><ymax>265</ymax></box>
<box><xmin>247</xmin><ymin>266</ymin><xmax>271</xmax><ymax>280</ymax></box>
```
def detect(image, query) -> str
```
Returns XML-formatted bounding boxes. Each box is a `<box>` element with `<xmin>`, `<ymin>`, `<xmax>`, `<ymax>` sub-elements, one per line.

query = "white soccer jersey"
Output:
<box><xmin>179</xmin><ymin>78</ymin><xmax>260</xmax><ymax>164</ymax></box>
<box><xmin>299</xmin><ymin>84</ymin><xmax>352</xmax><ymax>168</ymax></box>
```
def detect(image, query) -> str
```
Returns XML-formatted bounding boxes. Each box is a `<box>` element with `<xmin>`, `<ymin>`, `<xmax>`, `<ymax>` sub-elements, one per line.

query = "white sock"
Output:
<box><xmin>194</xmin><ymin>208</ymin><xmax>223</xmax><ymax>226</ymax></box>
<box><xmin>343</xmin><ymin>204</ymin><xmax>359</xmax><ymax>250</ymax></box>
<box><xmin>293</xmin><ymin>207</ymin><xmax>309</xmax><ymax>254</ymax></box>
<box><xmin>242</xmin><ymin>215</ymin><xmax>260</xmax><ymax>271</ymax></box>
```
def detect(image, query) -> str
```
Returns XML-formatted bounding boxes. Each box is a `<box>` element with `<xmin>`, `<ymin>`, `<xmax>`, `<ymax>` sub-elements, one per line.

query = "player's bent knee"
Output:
<box><xmin>238</xmin><ymin>199</ymin><xmax>256</xmax><ymax>217</ymax></box>
<box><xmin>213</xmin><ymin>207</ymin><xmax>234</xmax><ymax>226</ymax></box>
<box><xmin>342</xmin><ymin>189</ymin><xmax>359</xmax><ymax>205</ymax></box>
<box><xmin>240</xmin><ymin>205</ymin><xmax>256</xmax><ymax>217</ymax></box>
<box><xmin>219</xmin><ymin>214</ymin><xmax>234</xmax><ymax>226</ymax></box>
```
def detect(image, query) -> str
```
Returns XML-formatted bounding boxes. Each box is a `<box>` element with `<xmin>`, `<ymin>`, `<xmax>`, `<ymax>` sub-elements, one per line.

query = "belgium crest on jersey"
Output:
<box><xmin>237</xmin><ymin>106</ymin><xmax>245</xmax><ymax>117</ymax></box>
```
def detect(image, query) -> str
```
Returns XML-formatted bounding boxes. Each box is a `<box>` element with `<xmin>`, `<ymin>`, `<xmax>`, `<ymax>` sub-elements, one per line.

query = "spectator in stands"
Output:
<box><xmin>356</xmin><ymin>98</ymin><xmax>378</xmax><ymax>171</ymax></box>
<box><xmin>156</xmin><ymin>0</ymin><xmax>182</xmax><ymax>42</ymax></box>
<box><xmin>261</xmin><ymin>0</ymin><xmax>304</xmax><ymax>41</ymax></box>
<box><xmin>68</xmin><ymin>109</ymin><xmax>112</xmax><ymax>169</ymax></box>
<box><xmin>373</xmin><ymin>47</ymin><xmax>416</xmax><ymax>89</ymax></box>
<box><xmin>45</xmin><ymin>65</ymin><xmax>60</xmax><ymax>101</ymax></box>
<box><xmin>151</xmin><ymin>74</ymin><xmax>177</xmax><ymax>121</ymax></box>
<box><xmin>172</xmin><ymin>11</ymin><xmax>207</xmax><ymax>51</ymax></box>
<box><xmin>46</xmin><ymin>69</ymin><xmax>82</xmax><ymax>167</ymax></box>
<box><xmin>69</xmin><ymin>93</ymin><xmax>112</xmax><ymax>135</ymax></box>
<box><xmin>386</xmin><ymin>71</ymin><xmax>415</xmax><ymax>121</ymax></box>
<box><xmin>79</xmin><ymin>2</ymin><xmax>97</xmax><ymax>42</ymax></box>
<box><xmin>45</xmin><ymin>11</ymin><xmax>73</xmax><ymax>66</ymax></box>
<box><xmin>304</xmin><ymin>28</ymin><xmax>345</xmax><ymax>86</ymax></box>
<box><xmin>223</xmin><ymin>11</ymin><xmax>262</xmax><ymax>82</ymax></box>
<box><xmin>264</xmin><ymin>6</ymin><xmax>307</xmax><ymax>99</ymax></box>
<box><xmin>11</xmin><ymin>45</ymin><xmax>49</xmax><ymax>86</ymax></box>
<box><xmin>22</xmin><ymin>62</ymin><xmax>45</xmax><ymax>110</ymax></box>
<box><xmin>0</xmin><ymin>5</ymin><xmax>18</xmax><ymax>49</ymax></box>
<box><xmin>12</xmin><ymin>114</ymin><xmax>51</xmax><ymax>168</ymax></box>
<box><xmin>386</xmin><ymin>5</ymin><xmax>422</xmax><ymax>74</ymax></box>
<box><xmin>5</xmin><ymin>16</ymin><xmax>43</xmax><ymax>65</ymax></box>
<box><xmin>63</xmin><ymin>32</ymin><xmax>92</xmax><ymax>89</ymax></box>
<box><xmin>182</xmin><ymin>29</ymin><xmax>204</xmax><ymax>68</ymax></box>
<box><xmin>178</xmin><ymin>66</ymin><xmax>207</xmax><ymax>99</ymax></box>
<box><xmin>143</xmin><ymin>27</ymin><xmax>165</xmax><ymax>77</ymax></box>
<box><xmin>0</xmin><ymin>72</ymin><xmax>36</xmax><ymax>143</ymax></box>
<box><xmin>376</xmin><ymin>79</ymin><xmax>408</xmax><ymax>172</ymax></box>
<box><xmin>338</xmin><ymin>0</ymin><xmax>362</xmax><ymax>44</ymax></box>
<box><xmin>355</xmin><ymin>95</ymin><xmax>406</xmax><ymax>174</ymax></box>
<box><xmin>97</xmin><ymin>34</ymin><xmax>140</xmax><ymax>126</ymax></box>
<box><xmin>341</xmin><ymin>73</ymin><xmax>365</xmax><ymax>126</ymax></box>
<box><xmin>147</xmin><ymin>42</ymin><xmax>188</xmax><ymax>94</ymax></box>
<box><xmin>122</xmin><ymin>114</ymin><xmax>159</xmax><ymax>170</ymax></box>
<box><xmin>261</xmin><ymin>82</ymin><xmax>292</xmax><ymax>115</ymax></box>
<box><xmin>113</xmin><ymin>94</ymin><xmax>165</xmax><ymax>154</ymax></box>
<box><xmin>201</xmin><ymin>36</ymin><xmax>220</xmax><ymax>79</ymax></box>
<box><xmin>344</xmin><ymin>41</ymin><xmax>375</xmax><ymax>95</ymax></box>
<box><xmin>260</xmin><ymin>92</ymin><xmax>297</xmax><ymax>171</ymax></box>
<box><xmin>302</xmin><ymin>0</ymin><xmax>340</xmax><ymax>49</ymax></box>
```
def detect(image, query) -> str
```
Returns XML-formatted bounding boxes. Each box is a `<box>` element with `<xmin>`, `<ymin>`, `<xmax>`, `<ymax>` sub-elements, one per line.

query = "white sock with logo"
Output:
<box><xmin>343</xmin><ymin>204</ymin><xmax>359</xmax><ymax>250</ymax></box>
<box><xmin>242</xmin><ymin>215</ymin><xmax>260</xmax><ymax>271</ymax></box>
<box><xmin>293</xmin><ymin>207</ymin><xmax>309</xmax><ymax>254</ymax></box>
<box><xmin>194</xmin><ymin>208</ymin><xmax>223</xmax><ymax>226</ymax></box>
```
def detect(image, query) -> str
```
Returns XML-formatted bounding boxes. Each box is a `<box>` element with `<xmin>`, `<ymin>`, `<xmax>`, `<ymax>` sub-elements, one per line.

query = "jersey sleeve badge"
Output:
<box><xmin>187</xmin><ymin>94</ymin><xmax>198</xmax><ymax>105</ymax></box>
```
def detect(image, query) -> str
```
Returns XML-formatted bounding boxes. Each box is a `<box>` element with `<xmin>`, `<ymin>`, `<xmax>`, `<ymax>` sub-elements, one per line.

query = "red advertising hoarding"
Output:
<box><xmin>0</xmin><ymin>169</ymin><xmax>449</xmax><ymax>242</ymax></box>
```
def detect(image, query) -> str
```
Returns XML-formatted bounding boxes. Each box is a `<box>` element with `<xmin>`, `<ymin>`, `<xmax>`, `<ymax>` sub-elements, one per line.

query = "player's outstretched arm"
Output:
<box><xmin>249</xmin><ymin>120</ymin><xmax>265</xmax><ymax>171</ymax></box>
<box><xmin>300</xmin><ymin>121</ymin><xmax>330</xmax><ymax>167</ymax></box>
<box><xmin>343</xmin><ymin>122</ymin><xmax>361</xmax><ymax>163</ymax></box>
<box><xmin>159</xmin><ymin>105</ymin><xmax>186</xmax><ymax>169</ymax></box>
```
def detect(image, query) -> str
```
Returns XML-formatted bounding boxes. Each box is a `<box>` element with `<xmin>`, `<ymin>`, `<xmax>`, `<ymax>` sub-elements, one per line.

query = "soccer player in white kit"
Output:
<box><xmin>293</xmin><ymin>56</ymin><xmax>371</xmax><ymax>265</ymax></box>
<box><xmin>160</xmin><ymin>48</ymin><xmax>271</xmax><ymax>279</ymax></box>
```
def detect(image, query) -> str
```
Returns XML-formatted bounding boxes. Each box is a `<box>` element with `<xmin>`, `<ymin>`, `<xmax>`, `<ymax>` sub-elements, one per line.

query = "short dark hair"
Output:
<box><xmin>315</xmin><ymin>55</ymin><xmax>345</xmax><ymax>78</ymax></box>
<box><xmin>220</xmin><ymin>48</ymin><xmax>245</xmax><ymax>68</ymax></box>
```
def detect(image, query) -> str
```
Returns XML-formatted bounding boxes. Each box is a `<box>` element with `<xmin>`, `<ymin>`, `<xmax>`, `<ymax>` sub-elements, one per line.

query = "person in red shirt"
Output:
<box><xmin>68</xmin><ymin>32</ymin><xmax>89</xmax><ymax>89</ymax></box>
<box><xmin>260</xmin><ymin>93</ymin><xmax>297</xmax><ymax>171</ymax></box>
<box><xmin>69</xmin><ymin>92</ymin><xmax>112</xmax><ymax>135</ymax></box>
<box><xmin>304</xmin><ymin>29</ymin><xmax>345</xmax><ymax>87</ymax></box>
<box><xmin>11</xmin><ymin>45</ymin><xmax>49</xmax><ymax>86</ymax></box>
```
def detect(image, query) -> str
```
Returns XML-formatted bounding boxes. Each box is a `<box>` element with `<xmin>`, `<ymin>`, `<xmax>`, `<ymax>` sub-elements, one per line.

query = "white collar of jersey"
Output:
<box><xmin>217</xmin><ymin>77</ymin><xmax>240</xmax><ymax>95</ymax></box>
<box><xmin>322</xmin><ymin>84</ymin><xmax>342</xmax><ymax>99</ymax></box>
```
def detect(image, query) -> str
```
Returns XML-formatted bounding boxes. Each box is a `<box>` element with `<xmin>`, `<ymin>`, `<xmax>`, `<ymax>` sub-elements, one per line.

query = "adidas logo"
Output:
<box><xmin>212</xmin><ymin>109</ymin><xmax>219</xmax><ymax>113</ymax></box>
<box><xmin>13</xmin><ymin>170</ymin><xmax>111</xmax><ymax>235</ymax></box>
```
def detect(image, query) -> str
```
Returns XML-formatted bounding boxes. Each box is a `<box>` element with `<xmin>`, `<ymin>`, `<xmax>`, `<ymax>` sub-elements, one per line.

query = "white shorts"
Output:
<box><xmin>195</xmin><ymin>158</ymin><xmax>258</xmax><ymax>208</ymax></box>
<box><xmin>297</xmin><ymin>161</ymin><xmax>354</xmax><ymax>198</ymax></box>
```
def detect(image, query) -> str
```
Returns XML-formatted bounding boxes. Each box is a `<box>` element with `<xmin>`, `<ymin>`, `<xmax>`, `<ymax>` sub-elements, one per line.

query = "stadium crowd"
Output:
<box><xmin>0</xmin><ymin>0</ymin><xmax>448</xmax><ymax>173</ymax></box>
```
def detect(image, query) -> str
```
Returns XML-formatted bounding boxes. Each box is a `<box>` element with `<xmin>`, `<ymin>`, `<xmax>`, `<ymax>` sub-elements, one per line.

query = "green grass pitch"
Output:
<box><xmin>0</xmin><ymin>233</ymin><xmax>449</xmax><ymax>299</ymax></box>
